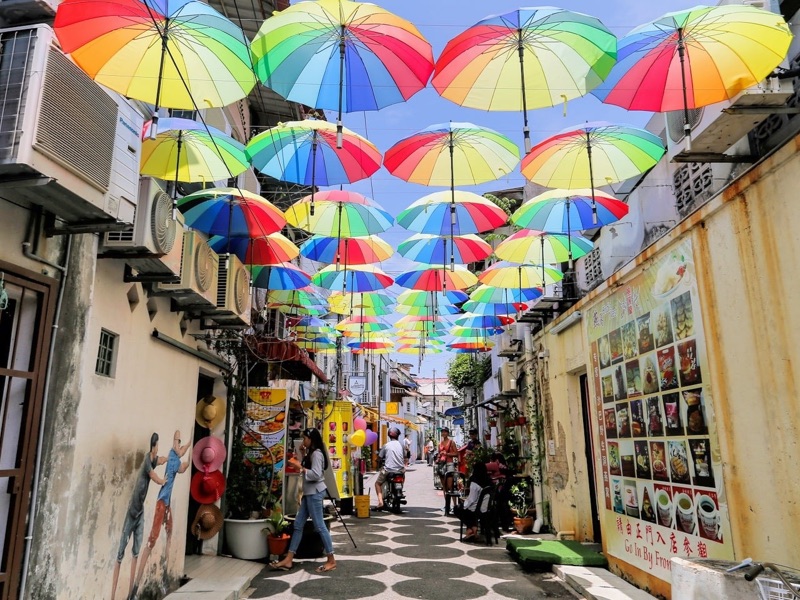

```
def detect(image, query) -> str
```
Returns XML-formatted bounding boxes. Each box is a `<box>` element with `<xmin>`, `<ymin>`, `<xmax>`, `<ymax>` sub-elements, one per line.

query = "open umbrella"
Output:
<box><xmin>455</xmin><ymin>314</ymin><xmax>515</xmax><ymax>328</ymax></box>
<box><xmin>248</xmin><ymin>263</ymin><xmax>312</xmax><ymax>290</ymax></box>
<box><xmin>432</xmin><ymin>7</ymin><xmax>616</xmax><ymax>152</ymax></box>
<box><xmin>397</xmin><ymin>192</ymin><xmax>508</xmax><ymax>236</ymax></box>
<box><xmin>54</xmin><ymin>0</ymin><xmax>255</xmax><ymax>135</ymax></box>
<box><xmin>251</xmin><ymin>0</ymin><xmax>434</xmax><ymax>147</ymax></box>
<box><xmin>286</xmin><ymin>191</ymin><xmax>393</xmax><ymax>235</ymax></box>
<box><xmin>398</xmin><ymin>233</ymin><xmax>492</xmax><ymax>265</ymax></box>
<box><xmin>461</xmin><ymin>300</ymin><xmax>526</xmax><ymax>316</ymax></box>
<box><xmin>312</xmin><ymin>264</ymin><xmax>393</xmax><ymax>293</ymax></box>
<box><xmin>395</xmin><ymin>303</ymin><xmax>461</xmax><ymax>317</ymax></box>
<box><xmin>300</xmin><ymin>235</ymin><xmax>393</xmax><ymax>266</ymax></box>
<box><xmin>469</xmin><ymin>284</ymin><xmax>541</xmax><ymax>304</ymax></box>
<box><xmin>478</xmin><ymin>261</ymin><xmax>563</xmax><ymax>291</ymax></box>
<box><xmin>520</xmin><ymin>122</ymin><xmax>664</xmax><ymax>223</ymax></box>
<box><xmin>395</xmin><ymin>266</ymin><xmax>478</xmax><ymax>292</ymax></box>
<box><xmin>592</xmin><ymin>4</ymin><xmax>792</xmax><ymax>144</ymax></box>
<box><xmin>495</xmin><ymin>228</ymin><xmax>594</xmax><ymax>271</ymax></box>
<box><xmin>208</xmin><ymin>233</ymin><xmax>298</xmax><ymax>265</ymax></box>
<box><xmin>177</xmin><ymin>188</ymin><xmax>286</xmax><ymax>237</ymax></box>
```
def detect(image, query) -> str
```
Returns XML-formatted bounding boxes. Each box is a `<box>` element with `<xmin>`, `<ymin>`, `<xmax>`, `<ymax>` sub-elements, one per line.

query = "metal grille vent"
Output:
<box><xmin>151</xmin><ymin>188</ymin><xmax>176</xmax><ymax>254</ymax></box>
<box><xmin>217</xmin><ymin>258</ymin><xmax>229</xmax><ymax>306</ymax></box>
<box><xmin>35</xmin><ymin>46</ymin><xmax>117</xmax><ymax>189</ymax></box>
<box><xmin>233</xmin><ymin>265</ymin><xmax>249</xmax><ymax>314</ymax></box>
<box><xmin>194</xmin><ymin>240</ymin><xmax>215</xmax><ymax>292</ymax></box>
<box><xmin>666</xmin><ymin>107</ymin><xmax>704</xmax><ymax>143</ymax></box>
<box><xmin>106</xmin><ymin>206</ymin><xmax>135</xmax><ymax>243</ymax></box>
<box><xmin>0</xmin><ymin>29</ymin><xmax>33</xmax><ymax>163</ymax></box>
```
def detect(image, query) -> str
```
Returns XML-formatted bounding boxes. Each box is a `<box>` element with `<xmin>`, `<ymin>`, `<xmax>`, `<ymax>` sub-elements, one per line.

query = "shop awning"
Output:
<box><xmin>251</xmin><ymin>337</ymin><xmax>328</xmax><ymax>383</ymax></box>
<box><xmin>359</xmin><ymin>406</ymin><xmax>420</xmax><ymax>432</ymax></box>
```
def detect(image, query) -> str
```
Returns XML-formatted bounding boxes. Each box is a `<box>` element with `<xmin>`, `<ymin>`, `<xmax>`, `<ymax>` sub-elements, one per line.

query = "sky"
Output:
<box><xmin>301</xmin><ymin>0</ymin><xmax>700</xmax><ymax>379</ymax></box>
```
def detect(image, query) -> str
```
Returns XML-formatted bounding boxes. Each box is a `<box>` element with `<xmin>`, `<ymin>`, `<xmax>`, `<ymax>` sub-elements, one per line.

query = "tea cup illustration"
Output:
<box><xmin>674</xmin><ymin>492</ymin><xmax>695</xmax><ymax>534</ymax></box>
<box><xmin>697</xmin><ymin>494</ymin><xmax>719</xmax><ymax>539</ymax></box>
<box><xmin>656</xmin><ymin>489</ymin><xmax>672</xmax><ymax>527</ymax></box>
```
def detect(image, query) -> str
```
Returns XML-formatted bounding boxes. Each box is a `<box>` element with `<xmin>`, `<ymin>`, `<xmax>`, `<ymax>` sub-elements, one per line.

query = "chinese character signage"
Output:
<box><xmin>587</xmin><ymin>238</ymin><xmax>732</xmax><ymax>581</ymax></box>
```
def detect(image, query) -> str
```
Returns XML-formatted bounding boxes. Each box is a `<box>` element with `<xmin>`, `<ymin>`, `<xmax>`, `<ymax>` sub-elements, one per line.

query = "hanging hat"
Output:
<box><xmin>195</xmin><ymin>395</ymin><xmax>226</xmax><ymax>429</ymax></box>
<box><xmin>192</xmin><ymin>436</ymin><xmax>227</xmax><ymax>472</ymax></box>
<box><xmin>191</xmin><ymin>504</ymin><xmax>224</xmax><ymax>540</ymax></box>
<box><xmin>191</xmin><ymin>470</ymin><xmax>227</xmax><ymax>504</ymax></box>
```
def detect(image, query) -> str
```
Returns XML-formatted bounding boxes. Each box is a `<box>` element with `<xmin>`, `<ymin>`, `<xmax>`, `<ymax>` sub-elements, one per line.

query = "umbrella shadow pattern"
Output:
<box><xmin>247</xmin><ymin>466</ymin><xmax>574</xmax><ymax>600</ymax></box>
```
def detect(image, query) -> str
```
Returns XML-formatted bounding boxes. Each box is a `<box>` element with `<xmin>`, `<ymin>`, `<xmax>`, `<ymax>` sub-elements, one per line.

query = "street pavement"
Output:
<box><xmin>246</xmin><ymin>461</ymin><xmax>577</xmax><ymax>599</ymax></box>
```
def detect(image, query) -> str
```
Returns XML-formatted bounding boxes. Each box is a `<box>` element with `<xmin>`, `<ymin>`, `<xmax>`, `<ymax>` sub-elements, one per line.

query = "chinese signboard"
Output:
<box><xmin>587</xmin><ymin>238</ymin><xmax>733</xmax><ymax>581</ymax></box>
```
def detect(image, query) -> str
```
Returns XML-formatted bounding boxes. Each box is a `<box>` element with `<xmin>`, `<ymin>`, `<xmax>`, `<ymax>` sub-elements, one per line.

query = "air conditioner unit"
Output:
<box><xmin>498</xmin><ymin>331</ymin><xmax>523</xmax><ymax>357</ymax></box>
<box><xmin>102</xmin><ymin>178</ymin><xmax>185</xmax><ymax>278</ymax></box>
<box><xmin>157</xmin><ymin>230</ymin><xmax>218</xmax><ymax>308</ymax></box>
<box><xmin>0</xmin><ymin>0</ymin><xmax>58</xmax><ymax>26</ymax></box>
<box><xmin>205</xmin><ymin>253</ymin><xmax>251</xmax><ymax>328</ymax></box>
<box><xmin>0</xmin><ymin>25</ymin><xmax>141</xmax><ymax>225</ymax></box>
<box><xmin>498</xmin><ymin>362</ymin><xmax>519</xmax><ymax>396</ymax></box>
<box><xmin>665</xmin><ymin>78</ymin><xmax>794</xmax><ymax>164</ymax></box>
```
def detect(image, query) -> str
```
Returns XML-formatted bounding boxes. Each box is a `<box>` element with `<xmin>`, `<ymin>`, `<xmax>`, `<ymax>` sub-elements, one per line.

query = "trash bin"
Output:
<box><xmin>354</xmin><ymin>495</ymin><xmax>370</xmax><ymax>518</ymax></box>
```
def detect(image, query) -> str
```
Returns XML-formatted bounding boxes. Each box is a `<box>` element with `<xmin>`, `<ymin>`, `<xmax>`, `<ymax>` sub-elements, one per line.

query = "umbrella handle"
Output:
<box><xmin>517</xmin><ymin>29</ymin><xmax>531</xmax><ymax>154</ymax></box>
<box><xmin>337</xmin><ymin>25</ymin><xmax>346</xmax><ymax>149</ymax></box>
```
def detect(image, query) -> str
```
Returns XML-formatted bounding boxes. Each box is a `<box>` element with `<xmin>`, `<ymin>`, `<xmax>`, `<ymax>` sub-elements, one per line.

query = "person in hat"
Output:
<box><xmin>191</xmin><ymin>504</ymin><xmax>224</xmax><ymax>541</ymax></box>
<box><xmin>437</xmin><ymin>427</ymin><xmax>459</xmax><ymax>516</ymax></box>
<box><xmin>131</xmin><ymin>431</ymin><xmax>190</xmax><ymax>597</ymax></box>
<box><xmin>270</xmin><ymin>428</ymin><xmax>337</xmax><ymax>574</ymax></box>
<box><xmin>195</xmin><ymin>395</ymin><xmax>226</xmax><ymax>430</ymax></box>
<box><xmin>111</xmin><ymin>433</ymin><xmax>166</xmax><ymax>600</ymax></box>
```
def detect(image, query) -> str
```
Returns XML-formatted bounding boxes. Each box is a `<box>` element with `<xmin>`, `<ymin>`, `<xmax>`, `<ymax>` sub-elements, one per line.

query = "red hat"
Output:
<box><xmin>191</xmin><ymin>470</ymin><xmax>226</xmax><ymax>504</ymax></box>
<box><xmin>192</xmin><ymin>436</ymin><xmax>227</xmax><ymax>472</ymax></box>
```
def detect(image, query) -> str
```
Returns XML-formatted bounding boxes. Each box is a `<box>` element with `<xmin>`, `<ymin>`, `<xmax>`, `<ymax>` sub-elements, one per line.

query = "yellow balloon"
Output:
<box><xmin>350</xmin><ymin>430</ymin><xmax>366</xmax><ymax>447</ymax></box>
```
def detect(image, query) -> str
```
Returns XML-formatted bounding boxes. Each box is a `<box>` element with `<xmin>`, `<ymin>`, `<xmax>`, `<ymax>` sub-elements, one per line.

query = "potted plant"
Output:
<box><xmin>263</xmin><ymin>502</ymin><xmax>292</xmax><ymax>558</ymax></box>
<box><xmin>510</xmin><ymin>479</ymin><xmax>534</xmax><ymax>534</ymax></box>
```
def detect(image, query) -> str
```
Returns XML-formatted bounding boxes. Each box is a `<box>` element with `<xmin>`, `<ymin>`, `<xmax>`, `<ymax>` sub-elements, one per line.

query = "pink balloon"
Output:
<box><xmin>353</xmin><ymin>418</ymin><xmax>367</xmax><ymax>431</ymax></box>
<box><xmin>365</xmin><ymin>430</ymin><xmax>378</xmax><ymax>446</ymax></box>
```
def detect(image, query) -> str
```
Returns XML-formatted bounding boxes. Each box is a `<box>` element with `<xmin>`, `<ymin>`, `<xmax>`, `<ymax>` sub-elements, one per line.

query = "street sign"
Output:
<box><xmin>348</xmin><ymin>375</ymin><xmax>367</xmax><ymax>397</ymax></box>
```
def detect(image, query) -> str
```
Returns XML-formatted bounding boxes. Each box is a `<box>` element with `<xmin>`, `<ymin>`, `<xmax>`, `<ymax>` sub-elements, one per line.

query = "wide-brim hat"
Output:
<box><xmin>195</xmin><ymin>395</ymin><xmax>226</xmax><ymax>429</ymax></box>
<box><xmin>191</xmin><ymin>504</ymin><xmax>223</xmax><ymax>540</ymax></box>
<box><xmin>191</xmin><ymin>470</ymin><xmax>226</xmax><ymax>504</ymax></box>
<box><xmin>192</xmin><ymin>435</ymin><xmax>227</xmax><ymax>472</ymax></box>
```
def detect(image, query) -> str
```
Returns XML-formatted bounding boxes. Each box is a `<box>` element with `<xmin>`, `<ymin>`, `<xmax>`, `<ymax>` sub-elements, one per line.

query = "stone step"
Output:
<box><xmin>164</xmin><ymin>576</ymin><xmax>251</xmax><ymax>600</ymax></box>
<box><xmin>554</xmin><ymin>565</ymin><xmax>659</xmax><ymax>600</ymax></box>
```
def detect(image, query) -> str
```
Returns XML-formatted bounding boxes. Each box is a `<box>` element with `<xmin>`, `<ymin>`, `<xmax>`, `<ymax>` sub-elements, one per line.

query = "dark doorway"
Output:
<box><xmin>185</xmin><ymin>374</ymin><xmax>216</xmax><ymax>555</ymax></box>
<box><xmin>579</xmin><ymin>373</ymin><xmax>602</xmax><ymax>542</ymax></box>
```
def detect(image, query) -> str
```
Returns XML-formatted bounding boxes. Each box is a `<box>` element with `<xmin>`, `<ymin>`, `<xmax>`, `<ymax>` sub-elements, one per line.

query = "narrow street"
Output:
<box><xmin>246</xmin><ymin>462</ymin><xmax>576</xmax><ymax>599</ymax></box>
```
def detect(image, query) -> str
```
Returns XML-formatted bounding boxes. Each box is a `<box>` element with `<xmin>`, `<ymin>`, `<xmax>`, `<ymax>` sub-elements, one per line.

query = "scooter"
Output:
<box><xmin>381</xmin><ymin>470</ymin><xmax>407</xmax><ymax>513</ymax></box>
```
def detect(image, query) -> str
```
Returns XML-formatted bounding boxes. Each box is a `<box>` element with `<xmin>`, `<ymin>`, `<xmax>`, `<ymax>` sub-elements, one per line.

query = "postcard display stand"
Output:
<box><xmin>245</xmin><ymin>387</ymin><xmax>291</xmax><ymax>509</ymax></box>
<box><xmin>587</xmin><ymin>238</ymin><xmax>733</xmax><ymax>582</ymax></box>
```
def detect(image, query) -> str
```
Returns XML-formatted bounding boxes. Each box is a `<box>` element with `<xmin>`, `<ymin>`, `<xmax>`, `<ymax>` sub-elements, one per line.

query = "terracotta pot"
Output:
<box><xmin>489</xmin><ymin>420</ymin><xmax>497</xmax><ymax>427</ymax></box>
<box><xmin>267</xmin><ymin>533</ymin><xmax>291</xmax><ymax>557</ymax></box>
<box><xmin>513</xmin><ymin>516</ymin><xmax>534</xmax><ymax>534</ymax></box>
<box><xmin>484</xmin><ymin>434</ymin><xmax>492</xmax><ymax>441</ymax></box>
<box><xmin>517</xmin><ymin>416</ymin><xmax>527</xmax><ymax>426</ymax></box>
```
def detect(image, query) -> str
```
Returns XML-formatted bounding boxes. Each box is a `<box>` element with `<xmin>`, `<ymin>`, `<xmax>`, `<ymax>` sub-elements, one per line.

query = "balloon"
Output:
<box><xmin>350</xmin><ymin>430</ymin><xmax>366</xmax><ymax>446</ymax></box>
<box><xmin>365</xmin><ymin>430</ymin><xmax>378</xmax><ymax>446</ymax></box>
<box><xmin>353</xmin><ymin>418</ymin><xmax>367</xmax><ymax>431</ymax></box>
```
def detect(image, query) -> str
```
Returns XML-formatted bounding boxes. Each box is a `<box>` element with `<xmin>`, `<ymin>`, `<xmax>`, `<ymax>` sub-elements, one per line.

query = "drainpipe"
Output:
<box><xmin>520</xmin><ymin>323</ymin><xmax>544</xmax><ymax>532</ymax></box>
<box><xmin>19</xmin><ymin>210</ymin><xmax>72</xmax><ymax>599</ymax></box>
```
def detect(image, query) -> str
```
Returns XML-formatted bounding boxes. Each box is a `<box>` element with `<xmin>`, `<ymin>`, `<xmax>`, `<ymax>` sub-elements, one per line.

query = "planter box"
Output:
<box><xmin>224</xmin><ymin>518</ymin><xmax>269</xmax><ymax>560</ymax></box>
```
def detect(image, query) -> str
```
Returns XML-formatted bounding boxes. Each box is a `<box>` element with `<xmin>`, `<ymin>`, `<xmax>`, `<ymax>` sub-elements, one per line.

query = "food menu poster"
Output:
<box><xmin>245</xmin><ymin>388</ymin><xmax>289</xmax><ymax>504</ymax></box>
<box><xmin>323</xmin><ymin>401</ymin><xmax>353</xmax><ymax>499</ymax></box>
<box><xmin>587</xmin><ymin>238</ymin><xmax>733</xmax><ymax>582</ymax></box>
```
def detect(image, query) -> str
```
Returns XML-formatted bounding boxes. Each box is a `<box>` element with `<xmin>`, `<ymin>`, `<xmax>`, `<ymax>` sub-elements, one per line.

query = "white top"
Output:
<box><xmin>379</xmin><ymin>439</ymin><xmax>405</xmax><ymax>471</ymax></box>
<box><xmin>463</xmin><ymin>483</ymin><xmax>491</xmax><ymax>513</ymax></box>
<box><xmin>302</xmin><ymin>449</ymin><xmax>327</xmax><ymax>495</ymax></box>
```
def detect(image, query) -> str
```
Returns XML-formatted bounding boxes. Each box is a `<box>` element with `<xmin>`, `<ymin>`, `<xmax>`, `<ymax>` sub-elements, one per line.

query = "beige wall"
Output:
<box><xmin>537</xmin><ymin>136</ymin><xmax>800</xmax><ymax>597</ymax></box>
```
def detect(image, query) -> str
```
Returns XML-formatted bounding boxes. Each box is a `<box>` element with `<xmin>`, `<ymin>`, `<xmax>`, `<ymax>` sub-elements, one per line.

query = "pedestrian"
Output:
<box><xmin>437</xmin><ymin>427</ymin><xmax>459</xmax><ymax>516</ymax></box>
<box><xmin>403</xmin><ymin>433</ymin><xmax>412</xmax><ymax>466</ymax></box>
<box><xmin>375</xmin><ymin>427</ymin><xmax>405</xmax><ymax>510</ymax></box>
<box><xmin>425</xmin><ymin>438</ymin><xmax>435</xmax><ymax>466</ymax></box>
<box><xmin>453</xmin><ymin>461</ymin><xmax>492</xmax><ymax>542</ymax></box>
<box><xmin>270</xmin><ymin>428</ymin><xmax>337</xmax><ymax>573</ymax></box>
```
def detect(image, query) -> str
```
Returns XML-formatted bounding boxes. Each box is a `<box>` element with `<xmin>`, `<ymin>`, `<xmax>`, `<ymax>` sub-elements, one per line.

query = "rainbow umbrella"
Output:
<box><xmin>208</xmin><ymin>233</ymin><xmax>298</xmax><ymax>265</ymax></box>
<box><xmin>395</xmin><ymin>321</ymin><xmax>448</xmax><ymax>333</ymax></box>
<box><xmin>395</xmin><ymin>266</ymin><xmax>478</xmax><ymax>292</ymax></box>
<box><xmin>461</xmin><ymin>301</ymin><xmax>526</xmax><ymax>316</ymax></box>
<box><xmin>177</xmin><ymin>188</ymin><xmax>286</xmax><ymax>237</ymax></box>
<box><xmin>248</xmin><ymin>263</ymin><xmax>312</xmax><ymax>290</ymax></box>
<box><xmin>479</xmin><ymin>262</ymin><xmax>564</xmax><ymax>289</ymax></box>
<box><xmin>592</xmin><ymin>4</ymin><xmax>792</xmax><ymax>142</ymax></box>
<box><xmin>396</xmin><ymin>290</ymin><xmax>468</xmax><ymax>306</ymax></box>
<box><xmin>328</xmin><ymin>292</ymin><xmax>394</xmax><ymax>317</ymax></box>
<box><xmin>451</xmin><ymin>327</ymin><xmax>505</xmax><ymax>338</ymax></box>
<box><xmin>520</xmin><ymin>122</ymin><xmax>664</xmax><ymax>223</ymax></box>
<box><xmin>312</xmin><ymin>264</ymin><xmax>393</xmax><ymax>293</ymax></box>
<box><xmin>252</xmin><ymin>0</ymin><xmax>434</xmax><ymax>147</ymax></box>
<box><xmin>395</xmin><ymin>303</ymin><xmax>461</xmax><ymax>316</ymax></box>
<box><xmin>54</xmin><ymin>0</ymin><xmax>255</xmax><ymax>134</ymax></box>
<box><xmin>469</xmin><ymin>284</ymin><xmax>541</xmax><ymax>304</ymax></box>
<box><xmin>273</xmin><ymin>304</ymin><xmax>329</xmax><ymax>317</ymax></box>
<box><xmin>398</xmin><ymin>233</ymin><xmax>492</xmax><ymax>265</ymax></box>
<box><xmin>295</xmin><ymin>338</ymin><xmax>337</xmax><ymax>351</ymax></box>
<box><xmin>246</xmin><ymin>120</ymin><xmax>381</xmax><ymax>213</ymax></box>
<box><xmin>495</xmin><ymin>229</ymin><xmax>594</xmax><ymax>271</ymax></box>
<box><xmin>397</xmin><ymin>336</ymin><xmax>445</xmax><ymax>344</ymax></box>
<box><xmin>398</xmin><ymin>345</ymin><xmax>442</xmax><ymax>355</ymax></box>
<box><xmin>300</xmin><ymin>235</ymin><xmax>393</xmax><ymax>266</ymax></box>
<box><xmin>397</xmin><ymin>191</ymin><xmax>508</xmax><ymax>236</ymax></box>
<box><xmin>268</xmin><ymin>288</ymin><xmax>327</xmax><ymax>307</ymax></box>
<box><xmin>455</xmin><ymin>314</ymin><xmax>515</xmax><ymax>328</ymax></box>
<box><xmin>347</xmin><ymin>337</ymin><xmax>394</xmax><ymax>351</ymax></box>
<box><xmin>286</xmin><ymin>191</ymin><xmax>393</xmax><ymax>235</ymax></box>
<box><xmin>395</xmin><ymin>330</ymin><xmax>447</xmax><ymax>339</ymax></box>
<box><xmin>432</xmin><ymin>8</ymin><xmax>616</xmax><ymax>152</ymax></box>
<box><xmin>448</xmin><ymin>342</ymin><xmax>495</xmax><ymax>352</ymax></box>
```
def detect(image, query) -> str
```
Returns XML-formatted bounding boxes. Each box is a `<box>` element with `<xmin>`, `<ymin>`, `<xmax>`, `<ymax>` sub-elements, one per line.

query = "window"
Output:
<box><xmin>95</xmin><ymin>329</ymin><xmax>118</xmax><ymax>377</ymax></box>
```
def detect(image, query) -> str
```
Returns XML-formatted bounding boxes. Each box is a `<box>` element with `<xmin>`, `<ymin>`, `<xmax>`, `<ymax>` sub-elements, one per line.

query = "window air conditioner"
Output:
<box><xmin>0</xmin><ymin>25</ymin><xmax>141</xmax><ymax>224</ymax></box>
<box><xmin>499</xmin><ymin>362</ymin><xmax>519</xmax><ymax>396</ymax></box>
<box><xmin>157</xmin><ymin>230</ymin><xmax>218</xmax><ymax>308</ymax></box>
<box><xmin>205</xmin><ymin>253</ymin><xmax>251</xmax><ymax>328</ymax></box>
<box><xmin>497</xmin><ymin>331</ymin><xmax>523</xmax><ymax>357</ymax></box>
<box><xmin>102</xmin><ymin>178</ymin><xmax>185</xmax><ymax>279</ymax></box>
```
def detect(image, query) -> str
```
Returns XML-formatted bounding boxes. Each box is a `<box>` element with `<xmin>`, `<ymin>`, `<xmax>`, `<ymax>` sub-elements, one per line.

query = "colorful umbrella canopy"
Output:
<box><xmin>495</xmin><ymin>229</ymin><xmax>594</xmax><ymax>267</ymax></box>
<box><xmin>396</xmin><ymin>337</ymin><xmax>444</xmax><ymax>345</ymax></box>
<box><xmin>251</xmin><ymin>0</ymin><xmax>434</xmax><ymax>146</ymax></box>
<box><xmin>268</xmin><ymin>288</ymin><xmax>327</xmax><ymax>307</ymax></box>
<box><xmin>273</xmin><ymin>304</ymin><xmax>328</xmax><ymax>317</ymax></box>
<box><xmin>395</xmin><ymin>266</ymin><xmax>478</xmax><ymax>292</ymax></box>
<box><xmin>398</xmin><ymin>233</ymin><xmax>492</xmax><ymax>265</ymax></box>
<box><xmin>140</xmin><ymin>118</ymin><xmax>248</xmax><ymax>187</ymax></box>
<box><xmin>432</xmin><ymin>7</ymin><xmax>616</xmax><ymax>152</ymax></box>
<box><xmin>300</xmin><ymin>235</ymin><xmax>393</xmax><ymax>266</ymax></box>
<box><xmin>248</xmin><ymin>263</ymin><xmax>312</xmax><ymax>290</ymax></box>
<box><xmin>176</xmin><ymin>188</ymin><xmax>286</xmax><ymax>237</ymax></box>
<box><xmin>592</xmin><ymin>4</ymin><xmax>792</xmax><ymax>133</ymax></box>
<box><xmin>469</xmin><ymin>284</ymin><xmax>542</xmax><ymax>304</ymax></box>
<box><xmin>395</xmin><ymin>321</ymin><xmax>448</xmax><ymax>333</ymax></box>
<box><xmin>347</xmin><ymin>338</ymin><xmax>394</xmax><ymax>351</ymax></box>
<box><xmin>286</xmin><ymin>191</ymin><xmax>394</xmax><ymax>236</ymax></box>
<box><xmin>448</xmin><ymin>342</ymin><xmax>495</xmax><ymax>352</ymax></box>
<box><xmin>511</xmin><ymin>189</ymin><xmax>629</xmax><ymax>231</ymax></box>
<box><xmin>451</xmin><ymin>326</ymin><xmax>505</xmax><ymax>338</ymax></box>
<box><xmin>461</xmin><ymin>301</ymin><xmax>526</xmax><ymax>316</ymax></box>
<box><xmin>294</xmin><ymin>338</ymin><xmax>337</xmax><ymax>351</ymax></box>
<box><xmin>479</xmin><ymin>262</ymin><xmax>564</xmax><ymax>288</ymax></box>
<box><xmin>397</xmin><ymin>191</ymin><xmax>509</xmax><ymax>235</ymax></box>
<box><xmin>455</xmin><ymin>314</ymin><xmax>515</xmax><ymax>328</ymax></box>
<box><xmin>395</xmin><ymin>303</ymin><xmax>462</xmax><ymax>316</ymax></box>
<box><xmin>395</xmin><ymin>330</ymin><xmax>447</xmax><ymax>339</ymax></box>
<box><xmin>208</xmin><ymin>233</ymin><xmax>298</xmax><ymax>265</ymax></box>
<box><xmin>398</xmin><ymin>345</ymin><xmax>443</xmax><ymax>355</ymax></box>
<box><xmin>396</xmin><ymin>290</ymin><xmax>468</xmax><ymax>305</ymax></box>
<box><xmin>328</xmin><ymin>292</ymin><xmax>394</xmax><ymax>316</ymax></box>
<box><xmin>312</xmin><ymin>264</ymin><xmax>393</xmax><ymax>292</ymax></box>
<box><xmin>54</xmin><ymin>0</ymin><xmax>255</xmax><ymax>129</ymax></box>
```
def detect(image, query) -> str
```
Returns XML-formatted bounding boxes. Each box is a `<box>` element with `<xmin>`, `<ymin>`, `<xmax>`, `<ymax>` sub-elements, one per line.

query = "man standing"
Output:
<box><xmin>111</xmin><ymin>433</ymin><xmax>166</xmax><ymax>600</ymax></box>
<box><xmin>425</xmin><ymin>438</ymin><xmax>435</xmax><ymax>466</ymax></box>
<box><xmin>131</xmin><ymin>430</ymin><xmax>191</xmax><ymax>597</ymax></box>
<box><xmin>403</xmin><ymin>434</ymin><xmax>412</xmax><ymax>466</ymax></box>
<box><xmin>374</xmin><ymin>428</ymin><xmax>405</xmax><ymax>511</ymax></box>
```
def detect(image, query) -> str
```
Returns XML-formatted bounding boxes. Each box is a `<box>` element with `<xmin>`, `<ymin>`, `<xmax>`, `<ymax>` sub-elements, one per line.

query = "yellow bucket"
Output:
<box><xmin>354</xmin><ymin>495</ymin><xmax>370</xmax><ymax>518</ymax></box>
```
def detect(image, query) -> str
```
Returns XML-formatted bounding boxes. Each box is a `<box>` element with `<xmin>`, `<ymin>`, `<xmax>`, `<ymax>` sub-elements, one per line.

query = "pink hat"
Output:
<box><xmin>192</xmin><ymin>436</ymin><xmax>226</xmax><ymax>472</ymax></box>
<box><xmin>191</xmin><ymin>470</ymin><xmax>226</xmax><ymax>504</ymax></box>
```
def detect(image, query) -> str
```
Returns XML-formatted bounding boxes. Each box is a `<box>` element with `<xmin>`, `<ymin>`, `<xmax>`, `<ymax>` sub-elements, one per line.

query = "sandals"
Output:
<box><xmin>316</xmin><ymin>564</ymin><xmax>337</xmax><ymax>573</ymax></box>
<box><xmin>374</xmin><ymin>504</ymin><xmax>385</xmax><ymax>511</ymax></box>
<box><xmin>269</xmin><ymin>561</ymin><xmax>293</xmax><ymax>572</ymax></box>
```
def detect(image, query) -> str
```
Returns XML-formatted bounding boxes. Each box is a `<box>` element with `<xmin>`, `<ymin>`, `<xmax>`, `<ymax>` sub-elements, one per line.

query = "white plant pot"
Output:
<box><xmin>224</xmin><ymin>518</ymin><xmax>269</xmax><ymax>560</ymax></box>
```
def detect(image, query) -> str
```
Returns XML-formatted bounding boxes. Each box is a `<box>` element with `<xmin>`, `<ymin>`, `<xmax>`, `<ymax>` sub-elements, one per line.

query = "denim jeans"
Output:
<box><xmin>288</xmin><ymin>490</ymin><xmax>334</xmax><ymax>556</ymax></box>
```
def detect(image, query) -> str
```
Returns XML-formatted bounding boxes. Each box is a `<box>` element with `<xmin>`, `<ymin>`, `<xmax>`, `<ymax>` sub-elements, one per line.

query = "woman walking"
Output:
<box><xmin>270</xmin><ymin>428</ymin><xmax>337</xmax><ymax>573</ymax></box>
<box><xmin>437</xmin><ymin>427</ymin><xmax>459</xmax><ymax>516</ymax></box>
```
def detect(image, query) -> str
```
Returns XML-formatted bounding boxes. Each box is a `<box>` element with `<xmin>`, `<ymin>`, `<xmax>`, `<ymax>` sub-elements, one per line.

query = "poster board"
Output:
<box><xmin>245</xmin><ymin>387</ymin><xmax>289</xmax><ymax>505</ymax></box>
<box><xmin>322</xmin><ymin>401</ymin><xmax>354</xmax><ymax>499</ymax></box>
<box><xmin>586</xmin><ymin>238</ymin><xmax>733</xmax><ymax>581</ymax></box>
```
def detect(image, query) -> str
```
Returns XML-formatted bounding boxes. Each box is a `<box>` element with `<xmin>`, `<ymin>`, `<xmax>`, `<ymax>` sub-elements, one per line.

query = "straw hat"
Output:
<box><xmin>195</xmin><ymin>395</ymin><xmax>226</xmax><ymax>429</ymax></box>
<box><xmin>192</xmin><ymin>436</ymin><xmax>227</xmax><ymax>472</ymax></box>
<box><xmin>191</xmin><ymin>504</ymin><xmax>223</xmax><ymax>540</ymax></box>
<box><xmin>191</xmin><ymin>470</ymin><xmax>226</xmax><ymax>504</ymax></box>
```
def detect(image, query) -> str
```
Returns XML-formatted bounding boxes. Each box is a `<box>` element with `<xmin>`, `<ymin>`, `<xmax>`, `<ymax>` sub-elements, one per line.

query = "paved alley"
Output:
<box><xmin>245</xmin><ymin>462</ymin><xmax>576</xmax><ymax>599</ymax></box>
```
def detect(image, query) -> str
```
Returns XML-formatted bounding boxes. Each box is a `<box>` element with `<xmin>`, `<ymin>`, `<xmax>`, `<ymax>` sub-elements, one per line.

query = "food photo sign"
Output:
<box><xmin>244</xmin><ymin>387</ymin><xmax>290</xmax><ymax>503</ymax></box>
<box><xmin>587</xmin><ymin>238</ymin><xmax>733</xmax><ymax>582</ymax></box>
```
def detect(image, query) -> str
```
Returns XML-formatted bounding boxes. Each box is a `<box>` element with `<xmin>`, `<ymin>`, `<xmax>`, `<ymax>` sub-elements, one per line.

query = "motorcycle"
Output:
<box><xmin>381</xmin><ymin>469</ymin><xmax>407</xmax><ymax>513</ymax></box>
